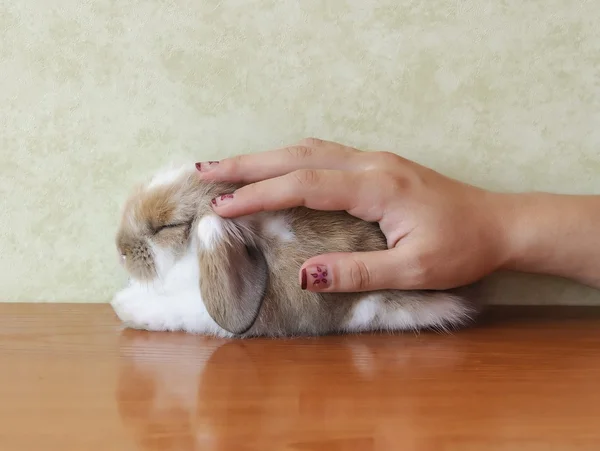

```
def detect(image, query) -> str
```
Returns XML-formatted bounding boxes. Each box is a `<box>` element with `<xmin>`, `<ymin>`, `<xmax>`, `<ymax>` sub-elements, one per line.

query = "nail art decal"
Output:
<box><xmin>312</xmin><ymin>266</ymin><xmax>328</xmax><ymax>285</ymax></box>
<box><xmin>303</xmin><ymin>265</ymin><xmax>331</xmax><ymax>289</ymax></box>
<box><xmin>196</xmin><ymin>161</ymin><xmax>219</xmax><ymax>172</ymax></box>
<box><xmin>211</xmin><ymin>193</ymin><xmax>234</xmax><ymax>207</ymax></box>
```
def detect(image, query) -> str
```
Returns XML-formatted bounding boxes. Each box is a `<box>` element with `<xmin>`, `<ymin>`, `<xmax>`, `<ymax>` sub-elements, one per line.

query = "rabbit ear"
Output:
<box><xmin>196</xmin><ymin>216</ymin><xmax>268</xmax><ymax>335</ymax></box>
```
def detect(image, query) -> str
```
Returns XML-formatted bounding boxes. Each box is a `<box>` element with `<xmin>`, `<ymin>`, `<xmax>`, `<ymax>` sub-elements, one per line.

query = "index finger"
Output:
<box><xmin>196</xmin><ymin>138</ymin><xmax>363</xmax><ymax>184</ymax></box>
<box><xmin>210</xmin><ymin>168</ymin><xmax>386</xmax><ymax>223</ymax></box>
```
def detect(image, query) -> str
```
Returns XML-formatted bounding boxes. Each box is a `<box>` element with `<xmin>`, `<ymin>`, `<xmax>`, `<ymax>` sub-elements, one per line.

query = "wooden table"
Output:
<box><xmin>0</xmin><ymin>304</ymin><xmax>599</xmax><ymax>450</ymax></box>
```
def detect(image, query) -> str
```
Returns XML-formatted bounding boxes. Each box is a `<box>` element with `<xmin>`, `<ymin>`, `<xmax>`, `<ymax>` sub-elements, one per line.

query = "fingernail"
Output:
<box><xmin>196</xmin><ymin>161</ymin><xmax>219</xmax><ymax>172</ymax></box>
<box><xmin>303</xmin><ymin>265</ymin><xmax>331</xmax><ymax>290</ymax></box>
<box><xmin>211</xmin><ymin>193</ymin><xmax>234</xmax><ymax>207</ymax></box>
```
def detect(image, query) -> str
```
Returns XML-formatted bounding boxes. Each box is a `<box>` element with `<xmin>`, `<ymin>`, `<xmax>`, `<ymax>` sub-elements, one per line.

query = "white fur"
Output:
<box><xmin>146</xmin><ymin>164</ymin><xmax>190</xmax><ymax>190</ymax></box>
<box><xmin>384</xmin><ymin>308</ymin><xmax>417</xmax><ymax>330</ymax></box>
<box><xmin>111</xmin><ymin>236</ymin><xmax>232</xmax><ymax>337</ymax></box>
<box><xmin>196</xmin><ymin>214</ymin><xmax>224</xmax><ymax>250</ymax></box>
<box><xmin>262</xmin><ymin>215</ymin><xmax>295</xmax><ymax>242</ymax></box>
<box><xmin>344</xmin><ymin>294</ymin><xmax>471</xmax><ymax>332</ymax></box>
<box><xmin>345</xmin><ymin>295</ymin><xmax>381</xmax><ymax>329</ymax></box>
<box><xmin>397</xmin><ymin>295</ymin><xmax>472</xmax><ymax>331</ymax></box>
<box><xmin>149</xmin><ymin>242</ymin><xmax>176</xmax><ymax>280</ymax></box>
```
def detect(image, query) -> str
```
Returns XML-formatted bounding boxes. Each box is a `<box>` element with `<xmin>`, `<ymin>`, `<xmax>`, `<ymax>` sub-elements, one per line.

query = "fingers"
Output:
<box><xmin>196</xmin><ymin>138</ymin><xmax>363</xmax><ymax>184</ymax></box>
<box><xmin>299</xmin><ymin>249</ymin><xmax>413</xmax><ymax>292</ymax></box>
<box><xmin>210</xmin><ymin>169</ymin><xmax>385</xmax><ymax>222</ymax></box>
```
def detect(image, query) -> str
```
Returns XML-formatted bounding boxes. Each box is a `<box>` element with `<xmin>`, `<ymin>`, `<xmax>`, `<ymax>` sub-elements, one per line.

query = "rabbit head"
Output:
<box><xmin>115</xmin><ymin>165</ymin><xmax>271</xmax><ymax>335</ymax></box>
<box><xmin>116</xmin><ymin>166</ymin><xmax>205</xmax><ymax>281</ymax></box>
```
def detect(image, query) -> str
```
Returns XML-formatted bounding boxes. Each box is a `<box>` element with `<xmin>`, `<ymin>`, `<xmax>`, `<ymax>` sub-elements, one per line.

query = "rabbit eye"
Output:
<box><xmin>154</xmin><ymin>222</ymin><xmax>189</xmax><ymax>234</ymax></box>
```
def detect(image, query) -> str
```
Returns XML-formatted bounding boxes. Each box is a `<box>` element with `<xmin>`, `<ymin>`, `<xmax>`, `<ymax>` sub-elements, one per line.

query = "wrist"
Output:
<box><xmin>492</xmin><ymin>192</ymin><xmax>546</xmax><ymax>273</ymax></box>
<box><xmin>477</xmin><ymin>190</ymin><xmax>523</xmax><ymax>273</ymax></box>
<box><xmin>491</xmin><ymin>191</ymin><xmax>600</xmax><ymax>288</ymax></box>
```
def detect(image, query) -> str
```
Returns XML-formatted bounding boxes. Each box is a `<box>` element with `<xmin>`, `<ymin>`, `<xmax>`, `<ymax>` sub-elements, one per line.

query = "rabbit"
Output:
<box><xmin>111</xmin><ymin>164</ymin><xmax>482</xmax><ymax>338</ymax></box>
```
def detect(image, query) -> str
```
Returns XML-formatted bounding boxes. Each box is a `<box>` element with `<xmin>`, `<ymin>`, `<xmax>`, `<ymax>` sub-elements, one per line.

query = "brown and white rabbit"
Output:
<box><xmin>111</xmin><ymin>164</ymin><xmax>482</xmax><ymax>338</ymax></box>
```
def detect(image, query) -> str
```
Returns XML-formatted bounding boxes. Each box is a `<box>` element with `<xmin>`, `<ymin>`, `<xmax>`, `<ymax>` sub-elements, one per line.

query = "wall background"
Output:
<box><xmin>1</xmin><ymin>0</ymin><xmax>599</xmax><ymax>304</ymax></box>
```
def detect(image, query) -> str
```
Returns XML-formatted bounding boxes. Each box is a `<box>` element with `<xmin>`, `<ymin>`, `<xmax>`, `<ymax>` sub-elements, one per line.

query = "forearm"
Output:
<box><xmin>496</xmin><ymin>192</ymin><xmax>600</xmax><ymax>289</ymax></box>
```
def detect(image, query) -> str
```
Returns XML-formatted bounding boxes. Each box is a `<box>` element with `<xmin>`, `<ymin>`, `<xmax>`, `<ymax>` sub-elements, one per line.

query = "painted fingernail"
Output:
<box><xmin>301</xmin><ymin>269</ymin><xmax>307</xmax><ymax>290</ymax></box>
<box><xmin>211</xmin><ymin>193</ymin><xmax>234</xmax><ymax>207</ymax></box>
<box><xmin>303</xmin><ymin>265</ymin><xmax>331</xmax><ymax>289</ymax></box>
<box><xmin>195</xmin><ymin>161</ymin><xmax>219</xmax><ymax>172</ymax></box>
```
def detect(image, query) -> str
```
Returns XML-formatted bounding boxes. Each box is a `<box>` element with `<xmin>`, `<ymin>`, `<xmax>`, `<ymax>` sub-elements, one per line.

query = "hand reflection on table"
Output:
<box><xmin>115</xmin><ymin>330</ymin><xmax>468</xmax><ymax>451</ymax></box>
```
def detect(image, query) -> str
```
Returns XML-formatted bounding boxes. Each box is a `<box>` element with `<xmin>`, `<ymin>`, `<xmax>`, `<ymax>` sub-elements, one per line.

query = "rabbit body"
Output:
<box><xmin>111</xmin><ymin>165</ymin><xmax>479</xmax><ymax>337</ymax></box>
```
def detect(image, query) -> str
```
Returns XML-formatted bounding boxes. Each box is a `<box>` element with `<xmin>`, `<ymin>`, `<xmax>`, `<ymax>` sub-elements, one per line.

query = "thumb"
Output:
<box><xmin>299</xmin><ymin>250</ymin><xmax>403</xmax><ymax>293</ymax></box>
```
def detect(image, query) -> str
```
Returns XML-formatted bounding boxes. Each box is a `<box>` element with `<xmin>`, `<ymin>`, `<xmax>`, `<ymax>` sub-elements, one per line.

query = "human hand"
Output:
<box><xmin>195</xmin><ymin>138</ymin><xmax>512</xmax><ymax>292</ymax></box>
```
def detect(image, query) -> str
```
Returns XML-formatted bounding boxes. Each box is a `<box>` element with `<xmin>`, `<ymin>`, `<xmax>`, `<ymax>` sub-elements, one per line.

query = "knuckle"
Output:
<box><xmin>384</xmin><ymin>171</ymin><xmax>411</xmax><ymax>193</ymax></box>
<box><xmin>363</xmin><ymin>168</ymin><xmax>385</xmax><ymax>184</ymax></box>
<box><xmin>348</xmin><ymin>258</ymin><xmax>372</xmax><ymax>291</ymax></box>
<box><xmin>363</xmin><ymin>163</ymin><xmax>412</xmax><ymax>195</ymax></box>
<box><xmin>286</xmin><ymin>145</ymin><xmax>314</xmax><ymax>160</ymax></box>
<box><xmin>223</xmin><ymin>154</ymin><xmax>244</xmax><ymax>173</ymax></box>
<box><xmin>371</xmin><ymin>151</ymin><xmax>401</xmax><ymax>168</ymax></box>
<box><xmin>298</xmin><ymin>137</ymin><xmax>323</xmax><ymax>147</ymax></box>
<box><xmin>291</xmin><ymin>168</ymin><xmax>320</xmax><ymax>188</ymax></box>
<box><xmin>363</xmin><ymin>168</ymin><xmax>403</xmax><ymax>198</ymax></box>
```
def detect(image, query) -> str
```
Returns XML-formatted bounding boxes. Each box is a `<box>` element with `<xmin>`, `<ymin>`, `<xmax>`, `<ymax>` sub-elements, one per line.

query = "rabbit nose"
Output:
<box><xmin>118</xmin><ymin>253</ymin><xmax>126</xmax><ymax>265</ymax></box>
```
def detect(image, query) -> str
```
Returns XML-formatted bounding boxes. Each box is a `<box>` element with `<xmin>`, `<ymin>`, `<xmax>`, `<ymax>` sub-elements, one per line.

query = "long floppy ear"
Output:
<box><xmin>196</xmin><ymin>215</ymin><xmax>269</xmax><ymax>335</ymax></box>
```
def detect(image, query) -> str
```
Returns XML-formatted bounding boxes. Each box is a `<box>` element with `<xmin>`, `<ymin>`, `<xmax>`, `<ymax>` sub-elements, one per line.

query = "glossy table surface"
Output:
<box><xmin>0</xmin><ymin>304</ymin><xmax>599</xmax><ymax>451</ymax></box>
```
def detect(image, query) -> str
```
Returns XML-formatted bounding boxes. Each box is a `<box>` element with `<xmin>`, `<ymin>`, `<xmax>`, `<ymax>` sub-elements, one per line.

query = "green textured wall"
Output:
<box><xmin>1</xmin><ymin>1</ymin><xmax>599</xmax><ymax>304</ymax></box>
